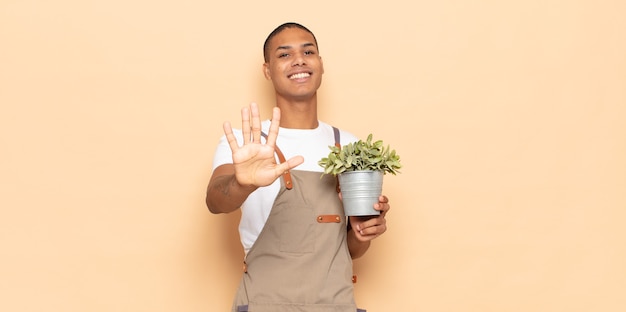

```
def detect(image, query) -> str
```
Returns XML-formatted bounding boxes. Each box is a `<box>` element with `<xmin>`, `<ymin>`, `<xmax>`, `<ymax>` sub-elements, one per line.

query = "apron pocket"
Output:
<box><xmin>278</xmin><ymin>204</ymin><xmax>315</xmax><ymax>253</ymax></box>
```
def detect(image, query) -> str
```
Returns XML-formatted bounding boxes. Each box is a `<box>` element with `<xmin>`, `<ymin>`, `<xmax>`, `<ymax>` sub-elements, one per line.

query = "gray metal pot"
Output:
<box><xmin>338</xmin><ymin>170</ymin><xmax>383</xmax><ymax>216</ymax></box>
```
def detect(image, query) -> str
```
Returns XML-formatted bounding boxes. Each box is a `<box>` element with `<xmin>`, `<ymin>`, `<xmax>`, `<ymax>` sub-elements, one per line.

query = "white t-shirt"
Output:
<box><xmin>211</xmin><ymin>120</ymin><xmax>359</xmax><ymax>254</ymax></box>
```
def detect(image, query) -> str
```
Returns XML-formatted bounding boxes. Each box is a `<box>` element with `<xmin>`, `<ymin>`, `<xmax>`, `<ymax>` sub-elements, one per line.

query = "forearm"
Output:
<box><xmin>347</xmin><ymin>229</ymin><xmax>370</xmax><ymax>259</ymax></box>
<box><xmin>206</xmin><ymin>166</ymin><xmax>257</xmax><ymax>214</ymax></box>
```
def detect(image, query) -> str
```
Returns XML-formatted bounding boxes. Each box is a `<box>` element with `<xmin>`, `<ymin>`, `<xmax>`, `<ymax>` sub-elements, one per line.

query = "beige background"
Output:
<box><xmin>1</xmin><ymin>0</ymin><xmax>625</xmax><ymax>311</ymax></box>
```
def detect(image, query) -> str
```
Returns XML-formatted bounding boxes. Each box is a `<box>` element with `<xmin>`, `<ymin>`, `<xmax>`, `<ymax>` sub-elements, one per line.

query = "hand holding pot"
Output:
<box><xmin>347</xmin><ymin>195</ymin><xmax>390</xmax><ymax>241</ymax></box>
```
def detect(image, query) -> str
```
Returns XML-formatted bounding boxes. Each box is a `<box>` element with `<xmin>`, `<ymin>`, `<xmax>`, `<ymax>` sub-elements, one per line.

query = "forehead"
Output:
<box><xmin>269</xmin><ymin>27</ymin><xmax>317</xmax><ymax>50</ymax></box>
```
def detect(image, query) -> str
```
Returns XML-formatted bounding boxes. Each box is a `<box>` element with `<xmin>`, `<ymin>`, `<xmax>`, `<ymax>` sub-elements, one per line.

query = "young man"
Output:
<box><xmin>206</xmin><ymin>22</ymin><xmax>390</xmax><ymax>312</ymax></box>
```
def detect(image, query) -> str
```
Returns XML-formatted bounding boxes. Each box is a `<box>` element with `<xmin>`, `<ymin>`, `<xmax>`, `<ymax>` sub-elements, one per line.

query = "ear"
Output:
<box><xmin>320</xmin><ymin>57</ymin><xmax>324</xmax><ymax>75</ymax></box>
<box><xmin>262</xmin><ymin>62</ymin><xmax>271</xmax><ymax>80</ymax></box>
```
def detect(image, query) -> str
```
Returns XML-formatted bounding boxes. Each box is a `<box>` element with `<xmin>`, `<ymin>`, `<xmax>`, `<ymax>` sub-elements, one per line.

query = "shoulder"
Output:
<box><xmin>318</xmin><ymin>121</ymin><xmax>359</xmax><ymax>145</ymax></box>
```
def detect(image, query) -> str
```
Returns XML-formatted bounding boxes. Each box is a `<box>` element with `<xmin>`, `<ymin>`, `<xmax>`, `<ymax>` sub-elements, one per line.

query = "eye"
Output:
<box><xmin>304</xmin><ymin>50</ymin><xmax>316</xmax><ymax>55</ymax></box>
<box><xmin>278</xmin><ymin>53</ymin><xmax>289</xmax><ymax>58</ymax></box>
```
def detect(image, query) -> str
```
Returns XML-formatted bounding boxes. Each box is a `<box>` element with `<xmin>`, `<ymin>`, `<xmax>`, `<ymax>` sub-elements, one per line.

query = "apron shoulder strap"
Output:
<box><xmin>333</xmin><ymin>126</ymin><xmax>341</xmax><ymax>148</ymax></box>
<box><xmin>260</xmin><ymin>132</ymin><xmax>293</xmax><ymax>190</ymax></box>
<box><xmin>332</xmin><ymin>126</ymin><xmax>342</xmax><ymax>193</ymax></box>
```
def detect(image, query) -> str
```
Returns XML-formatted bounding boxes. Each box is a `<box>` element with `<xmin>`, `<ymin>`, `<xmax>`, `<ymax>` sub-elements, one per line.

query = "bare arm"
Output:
<box><xmin>206</xmin><ymin>164</ymin><xmax>258</xmax><ymax>214</ymax></box>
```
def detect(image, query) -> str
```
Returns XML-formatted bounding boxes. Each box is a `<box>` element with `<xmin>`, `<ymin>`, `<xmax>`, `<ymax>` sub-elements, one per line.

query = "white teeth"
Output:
<box><xmin>290</xmin><ymin>72</ymin><xmax>310</xmax><ymax>79</ymax></box>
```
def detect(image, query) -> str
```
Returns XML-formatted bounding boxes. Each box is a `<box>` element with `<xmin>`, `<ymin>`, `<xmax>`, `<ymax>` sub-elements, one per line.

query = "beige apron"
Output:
<box><xmin>232</xmin><ymin>129</ymin><xmax>365</xmax><ymax>312</ymax></box>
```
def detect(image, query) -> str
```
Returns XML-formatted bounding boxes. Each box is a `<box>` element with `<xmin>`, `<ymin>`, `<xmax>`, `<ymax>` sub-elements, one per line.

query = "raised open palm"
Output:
<box><xmin>223</xmin><ymin>103</ymin><xmax>304</xmax><ymax>188</ymax></box>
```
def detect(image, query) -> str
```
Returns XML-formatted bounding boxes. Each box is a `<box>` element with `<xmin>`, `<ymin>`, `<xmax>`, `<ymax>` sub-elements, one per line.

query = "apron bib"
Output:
<box><xmin>232</xmin><ymin>129</ymin><xmax>365</xmax><ymax>312</ymax></box>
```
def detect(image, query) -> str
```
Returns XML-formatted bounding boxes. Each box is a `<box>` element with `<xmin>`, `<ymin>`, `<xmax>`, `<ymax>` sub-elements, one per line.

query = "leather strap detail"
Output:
<box><xmin>260</xmin><ymin>132</ymin><xmax>293</xmax><ymax>190</ymax></box>
<box><xmin>317</xmin><ymin>214</ymin><xmax>341</xmax><ymax>223</ymax></box>
<box><xmin>333</xmin><ymin>126</ymin><xmax>341</xmax><ymax>148</ymax></box>
<box><xmin>333</xmin><ymin>126</ymin><xmax>341</xmax><ymax>193</ymax></box>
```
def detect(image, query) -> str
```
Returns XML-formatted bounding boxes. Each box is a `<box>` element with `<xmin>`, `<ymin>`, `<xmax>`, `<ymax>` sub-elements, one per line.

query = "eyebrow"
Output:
<box><xmin>276</xmin><ymin>42</ymin><xmax>317</xmax><ymax>51</ymax></box>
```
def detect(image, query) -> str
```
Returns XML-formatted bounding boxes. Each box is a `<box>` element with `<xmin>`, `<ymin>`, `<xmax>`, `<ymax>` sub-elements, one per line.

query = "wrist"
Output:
<box><xmin>232</xmin><ymin>175</ymin><xmax>258</xmax><ymax>194</ymax></box>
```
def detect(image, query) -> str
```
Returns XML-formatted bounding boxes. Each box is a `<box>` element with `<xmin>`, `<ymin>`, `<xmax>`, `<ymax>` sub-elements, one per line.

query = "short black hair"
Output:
<box><xmin>263</xmin><ymin>22</ymin><xmax>318</xmax><ymax>63</ymax></box>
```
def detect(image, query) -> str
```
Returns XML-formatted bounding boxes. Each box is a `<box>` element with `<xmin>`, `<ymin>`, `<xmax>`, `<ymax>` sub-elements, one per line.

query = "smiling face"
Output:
<box><xmin>263</xmin><ymin>27</ymin><xmax>324</xmax><ymax>102</ymax></box>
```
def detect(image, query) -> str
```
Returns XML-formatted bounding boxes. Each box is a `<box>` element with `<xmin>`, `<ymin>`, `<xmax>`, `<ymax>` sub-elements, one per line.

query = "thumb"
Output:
<box><xmin>273</xmin><ymin>156</ymin><xmax>304</xmax><ymax>179</ymax></box>
<box><xmin>285</xmin><ymin>155</ymin><xmax>304</xmax><ymax>170</ymax></box>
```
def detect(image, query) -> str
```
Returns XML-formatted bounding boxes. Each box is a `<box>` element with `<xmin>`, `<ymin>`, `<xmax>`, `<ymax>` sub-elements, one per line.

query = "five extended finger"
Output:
<box><xmin>250</xmin><ymin>103</ymin><xmax>262</xmax><ymax>143</ymax></box>
<box><xmin>241</xmin><ymin>106</ymin><xmax>251</xmax><ymax>143</ymax></box>
<box><xmin>223</xmin><ymin>121</ymin><xmax>239</xmax><ymax>153</ymax></box>
<box><xmin>273</xmin><ymin>155</ymin><xmax>304</xmax><ymax>178</ymax></box>
<box><xmin>265</xmin><ymin>107</ymin><xmax>281</xmax><ymax>147</ymax></box>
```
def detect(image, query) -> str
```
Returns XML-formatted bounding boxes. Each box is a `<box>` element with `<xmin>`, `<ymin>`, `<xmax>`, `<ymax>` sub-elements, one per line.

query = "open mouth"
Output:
<box><xmin>289</xmin><ymin>72</ymin><xmax>311</xmax><ymax>79</ymax></box>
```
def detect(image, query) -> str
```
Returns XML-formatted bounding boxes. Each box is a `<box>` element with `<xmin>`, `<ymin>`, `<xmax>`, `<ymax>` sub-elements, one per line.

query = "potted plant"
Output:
<box><xmin>318</xmin><ymin>134</ymin><xmax>402</xmax><ymax>216</ymax></box>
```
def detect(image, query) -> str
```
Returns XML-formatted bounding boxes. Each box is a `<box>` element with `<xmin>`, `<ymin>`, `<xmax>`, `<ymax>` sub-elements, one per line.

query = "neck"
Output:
<box><xmin>275</xmin><ymin>95</ymin><xmax>319</xmax><ymax>129</ymax></box>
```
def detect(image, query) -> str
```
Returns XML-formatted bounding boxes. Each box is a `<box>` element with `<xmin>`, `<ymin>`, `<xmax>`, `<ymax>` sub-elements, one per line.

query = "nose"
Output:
<box><xmin>292</xmin><ymin>53</ymin><xmax>306</xmax><ymax>67</ymax></box>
